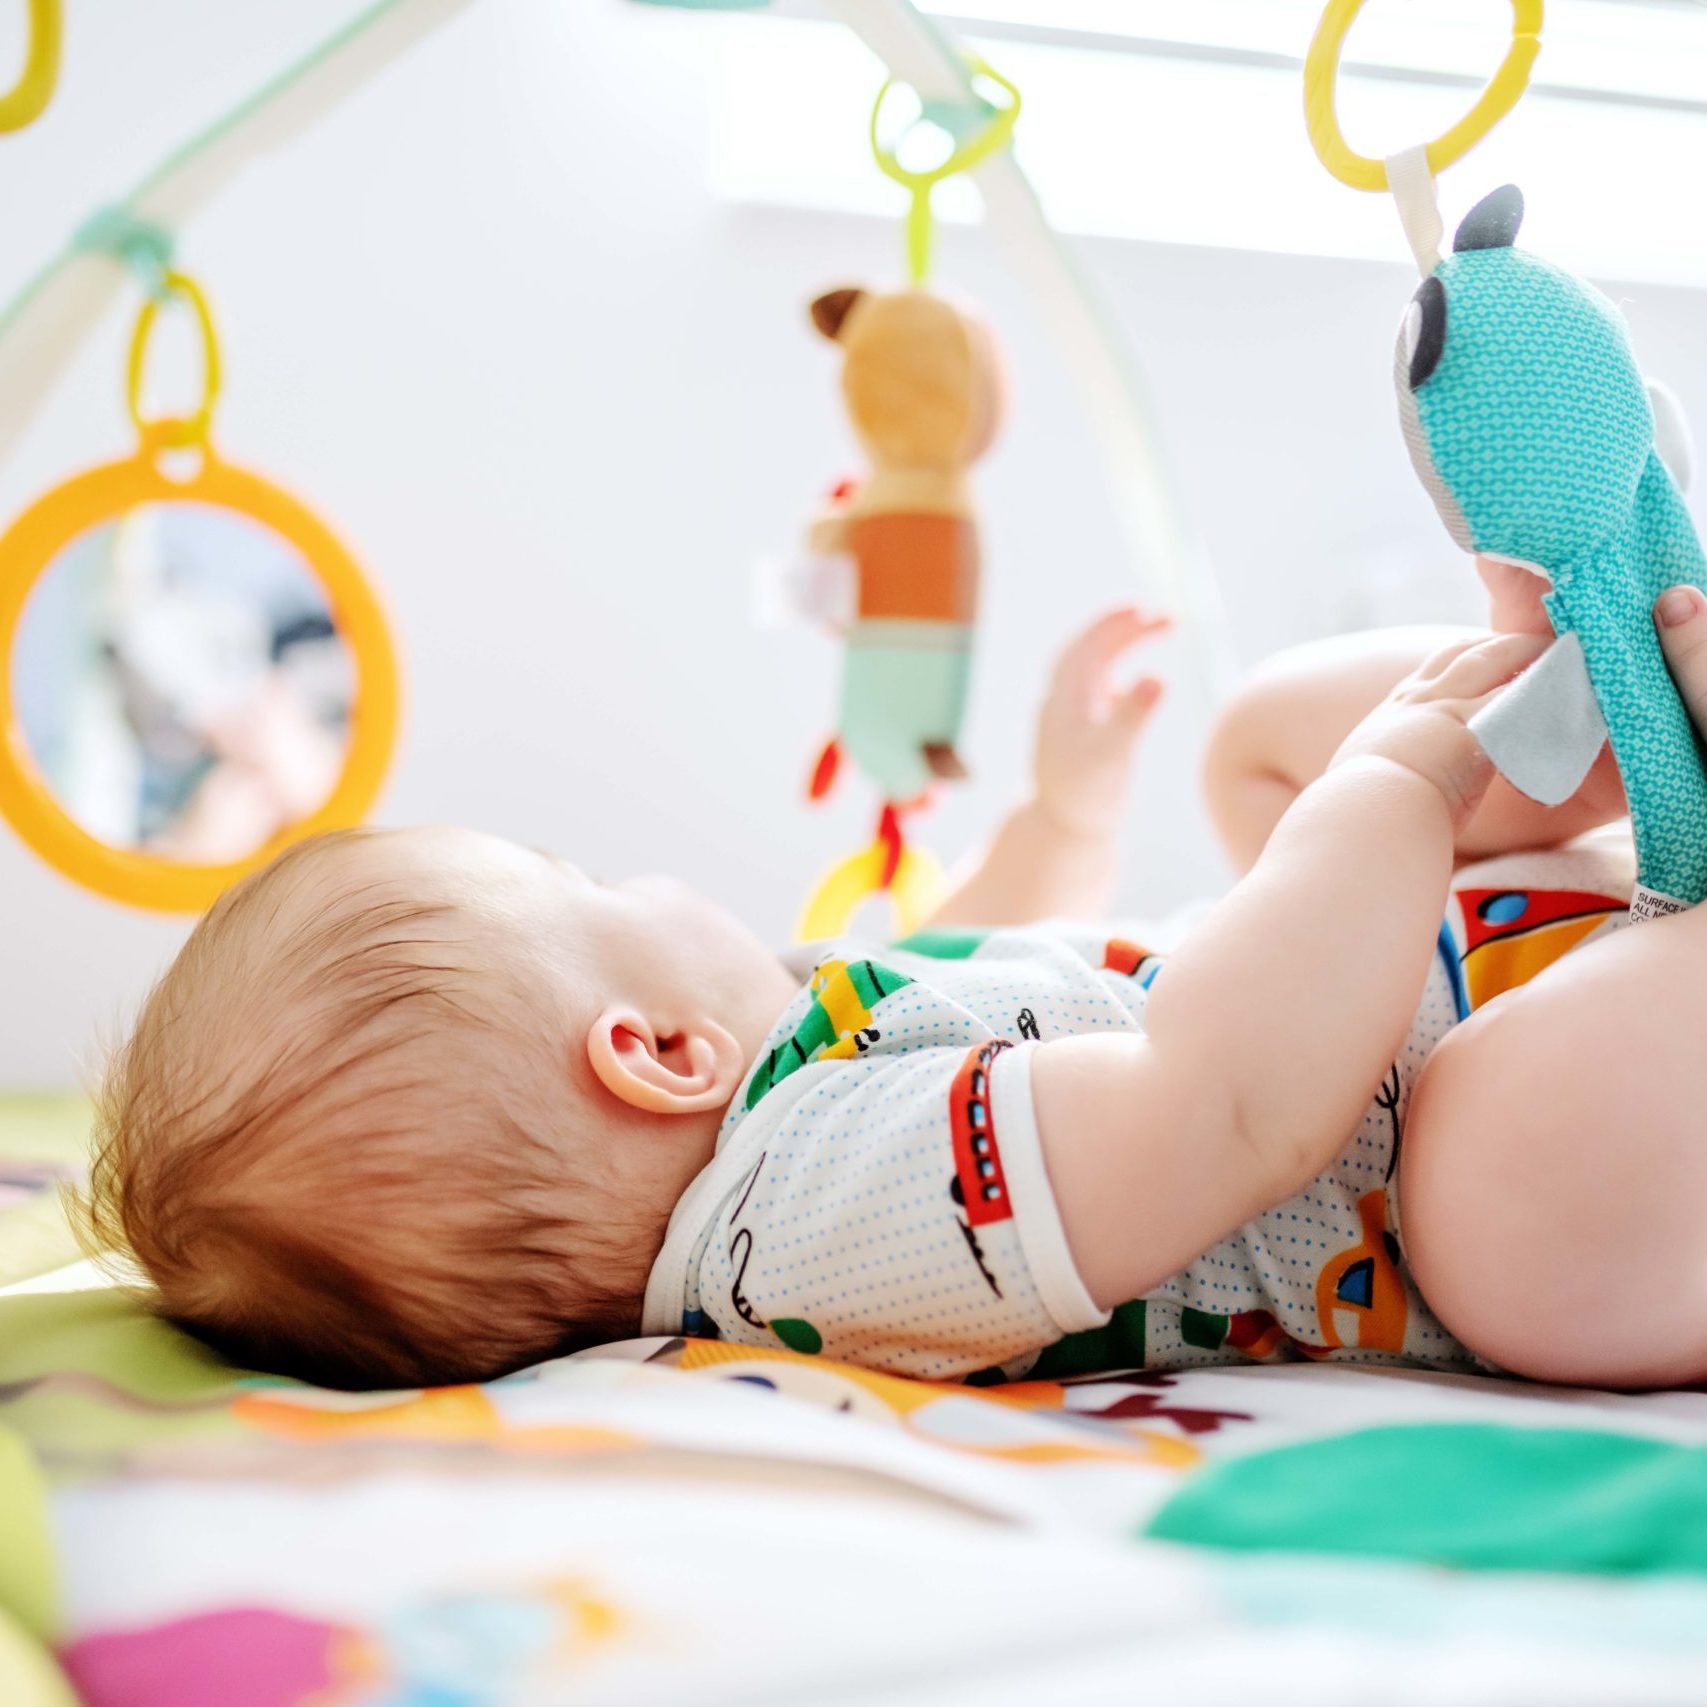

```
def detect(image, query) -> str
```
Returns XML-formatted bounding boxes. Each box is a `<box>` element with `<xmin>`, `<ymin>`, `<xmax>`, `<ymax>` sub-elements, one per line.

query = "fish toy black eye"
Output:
<box><xmin>1401</xmin><ymin>276</ymin><xmax>1447</xmax><ymax>390</ymax></box>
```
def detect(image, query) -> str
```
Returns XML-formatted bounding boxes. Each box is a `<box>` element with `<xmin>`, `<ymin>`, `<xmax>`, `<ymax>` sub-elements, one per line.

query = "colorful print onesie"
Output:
<box><xmin>642</xmin><ymin>844</ymin><xmax>1631</xmax><ymax>1382</ymax></box>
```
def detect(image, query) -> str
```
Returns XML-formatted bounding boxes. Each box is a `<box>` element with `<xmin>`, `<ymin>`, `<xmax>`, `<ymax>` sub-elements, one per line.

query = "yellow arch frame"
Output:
<box><xmin>0</xmin><ymin>450</ymin><xmax>400</xmax><ymax>911</ymax></box>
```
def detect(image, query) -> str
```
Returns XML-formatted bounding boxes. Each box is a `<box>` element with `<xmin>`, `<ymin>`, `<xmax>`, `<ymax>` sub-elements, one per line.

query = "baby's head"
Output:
<box><xmin>80</xmin><ymin>827</ymin><xmax>794</xmax><ymax>1388</ymax></box>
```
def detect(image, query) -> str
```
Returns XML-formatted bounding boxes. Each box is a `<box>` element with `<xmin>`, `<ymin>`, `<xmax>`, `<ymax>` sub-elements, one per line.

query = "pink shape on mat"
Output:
<box><xmin>61</xmin><ymin>1605</ymin><xmax>355</xmax><ymax>1707</ymax></box>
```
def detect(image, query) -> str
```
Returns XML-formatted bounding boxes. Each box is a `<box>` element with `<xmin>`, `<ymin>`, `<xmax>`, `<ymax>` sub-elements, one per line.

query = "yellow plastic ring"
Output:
<box><xmin>0</xmin><ymin>0</ymin><xmax>61</xmax><ymax>133</ymax></box>
<box><xmin>126</xmin><ymin>269</ymin><xmax>223</xmax><ymax>454</ymax></box>
<box><xmin>869</xmin><ymin>55</ymin><xmax>1021</xmax><ymax>196</ymax></box>
<box><xmin>795</xmin><ymin>840</ymin><xmax>944</xmax><ymax>943</ymax></box>
<box><xmin>1304</xmin><ymin>0</ymin><xmax>1542</xmax><ymax>191</ymax></box>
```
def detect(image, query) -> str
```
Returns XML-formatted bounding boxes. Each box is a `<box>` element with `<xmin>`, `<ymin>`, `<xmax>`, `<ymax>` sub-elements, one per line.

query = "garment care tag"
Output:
<box><xmin>1629</xmin><ymin>884</ymin><xmax>1690</xmax><ymax>925</ymax></box>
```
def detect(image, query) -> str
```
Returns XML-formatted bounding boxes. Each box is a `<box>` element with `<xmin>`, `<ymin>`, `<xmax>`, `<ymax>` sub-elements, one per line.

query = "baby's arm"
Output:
<box><xmin>926</xmin><ymin>607</ymin><xmax>1167</xmax><ymax>928</ymax></box>
<box><xmin>1033</xmin><ymin>633</ymin><xmax>1547</xmax><ymax>1311</ymax></box>
<box><xmin>1204</xmin><ymin>626</ymin><xmax>1627</xmax><ymax>874</ymax></box>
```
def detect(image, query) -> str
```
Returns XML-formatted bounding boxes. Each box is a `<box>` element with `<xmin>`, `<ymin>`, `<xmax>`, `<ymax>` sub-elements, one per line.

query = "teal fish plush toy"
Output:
<box><xmin>1397</xmin><ymin>184</ymin><xmax>1707</xmax><ymax>913</ymax></box>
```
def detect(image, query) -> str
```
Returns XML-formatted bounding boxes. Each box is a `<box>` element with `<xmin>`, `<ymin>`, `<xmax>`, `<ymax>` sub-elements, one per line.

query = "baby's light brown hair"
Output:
<box><xmin>77</xmin><ymin>830</ymin><xmax>658</xmax><ymax>1390</ymax></box>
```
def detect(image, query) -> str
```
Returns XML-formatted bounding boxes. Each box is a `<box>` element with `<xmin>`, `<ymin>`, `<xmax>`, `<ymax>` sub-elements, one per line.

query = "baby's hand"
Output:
<box><xmin>1034</xmin><ymin>606</ymin><xmax>1170</xmax><ymax>840</ymax></box>
<box><xmin>1330</xmin><ymin>631</ymin><xmax>1549</xmax><ymax>826</ymax></box>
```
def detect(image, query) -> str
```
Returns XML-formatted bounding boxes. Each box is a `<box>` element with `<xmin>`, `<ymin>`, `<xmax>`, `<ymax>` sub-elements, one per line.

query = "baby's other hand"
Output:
<box><xmin>1330</xmin><ymin>631</ymin><xmax>1549</xmax><ymax>827</ymax></box>
<box><xmin>1033</xmin><ymin>605</ymin><xmax>1170</xmax><ymax>840</ymax></box>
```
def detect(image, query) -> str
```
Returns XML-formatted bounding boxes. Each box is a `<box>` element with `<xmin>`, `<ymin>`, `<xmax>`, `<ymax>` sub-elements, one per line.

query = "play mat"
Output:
<box><xmin>3</xmin><ymin>1101</ymin><xmax>1707</xmax><ymax>1706</ymax></box>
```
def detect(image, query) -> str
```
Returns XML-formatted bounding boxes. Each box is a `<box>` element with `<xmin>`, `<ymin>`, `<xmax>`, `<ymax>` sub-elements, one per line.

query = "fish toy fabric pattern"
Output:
<box><xmin>1396</xmin><ymin>183</ymin><xmax>1707</xmax><ymax>914</ymax></box>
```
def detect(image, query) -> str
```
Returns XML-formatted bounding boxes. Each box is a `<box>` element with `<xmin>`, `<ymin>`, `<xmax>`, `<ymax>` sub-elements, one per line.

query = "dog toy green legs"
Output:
<box><xmin>1398</xmin><ymin>184</ymin><xmax>1707</xmax><ymax>912</ymax></box>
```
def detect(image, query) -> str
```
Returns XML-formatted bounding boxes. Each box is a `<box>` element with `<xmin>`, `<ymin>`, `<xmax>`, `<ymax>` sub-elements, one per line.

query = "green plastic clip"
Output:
<box><xmin>73</xmin><ymin>207</ymin><xmax>176</xmax><ymax>297</ymax></box>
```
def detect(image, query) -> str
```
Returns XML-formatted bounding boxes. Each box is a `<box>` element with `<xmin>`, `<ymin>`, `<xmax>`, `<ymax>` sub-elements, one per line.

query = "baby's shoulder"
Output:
<box><xmin>733</xmin><ymin>924</ymin><xmax>1154</xmax><ymax>1129</ymax></box>
<box><xmin>737</xmin><ymin>945</ymin><xmax>988</xmax><ymax>1118</ymax></box>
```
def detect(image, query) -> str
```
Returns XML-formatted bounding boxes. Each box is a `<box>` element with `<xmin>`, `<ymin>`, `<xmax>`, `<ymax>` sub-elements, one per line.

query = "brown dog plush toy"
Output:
<box><xmin>804</xmin><ymin>284</ymin><xmax>1004</xmax><ymax>824</ymax></box>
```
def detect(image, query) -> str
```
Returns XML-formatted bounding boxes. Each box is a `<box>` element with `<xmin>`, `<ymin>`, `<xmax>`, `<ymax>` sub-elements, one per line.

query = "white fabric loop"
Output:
<box><xmin>1385</xmin><ymin>145</ymin><xmax>1444</xmax><ymax>277</ymax></box>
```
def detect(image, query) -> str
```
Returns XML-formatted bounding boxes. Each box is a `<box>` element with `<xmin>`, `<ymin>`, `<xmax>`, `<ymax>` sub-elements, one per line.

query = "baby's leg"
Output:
<box><xmin>1204</xmin><ymin>627</ymin><xmax>1624</xmax><ymax>875</ymax></box>
<box><xmin>1401</xmin><ymin>903</ymin><xmax>1707</xmax><ymax>1387</ymax></box>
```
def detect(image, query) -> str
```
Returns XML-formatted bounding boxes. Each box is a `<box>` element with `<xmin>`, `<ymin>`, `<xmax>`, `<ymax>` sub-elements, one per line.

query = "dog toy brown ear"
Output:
<box><xmin>1453</xmin><ymin>184</ymin><xmax>1524</xmax><ymax>253</ymax></box>
<box><xmin>810</xmin><ymin>287</ymin><xmax>865</xmax><ymax>341</ymax></box>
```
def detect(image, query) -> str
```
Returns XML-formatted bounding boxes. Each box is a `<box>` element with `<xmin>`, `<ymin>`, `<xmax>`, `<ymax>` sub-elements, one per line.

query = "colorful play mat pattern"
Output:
<box><xmin>1</xmin><ymin>1275</ymin><xmax>1706</xmax><ymax>1703</ymax></box>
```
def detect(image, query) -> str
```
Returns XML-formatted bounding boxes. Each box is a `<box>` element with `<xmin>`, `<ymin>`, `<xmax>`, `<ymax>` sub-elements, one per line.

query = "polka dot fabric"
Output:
<box><xmin>1134</xmin><ymin>948</ymin><xmax>1473</xmax><ymax>1378</ymax></box>
<box><xmin>642</xmin><ymin>924</ymin><xmax>1487</xmax><ymax>1381</ymax></box>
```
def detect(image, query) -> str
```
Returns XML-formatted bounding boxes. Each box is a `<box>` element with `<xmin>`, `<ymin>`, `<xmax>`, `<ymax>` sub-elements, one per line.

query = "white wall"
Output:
<box><xmin>2</xmin><ymin>0</ymin><xmax>1704</xmax><ymax>1085</ymax></box>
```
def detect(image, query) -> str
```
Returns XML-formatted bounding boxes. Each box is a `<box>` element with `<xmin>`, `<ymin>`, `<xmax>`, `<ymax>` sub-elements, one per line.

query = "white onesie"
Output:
<box><xmin>643</xmin><ymin>872</ymin><xmax>1627</xmax><ymax>1382</ymax></box>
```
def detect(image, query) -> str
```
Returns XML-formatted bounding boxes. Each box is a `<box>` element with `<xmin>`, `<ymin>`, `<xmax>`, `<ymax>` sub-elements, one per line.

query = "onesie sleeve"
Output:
<box><xmin>652</xmin><ymin>1038</ymin><xmax>1110</xmax><ymax>1380</ymax></box>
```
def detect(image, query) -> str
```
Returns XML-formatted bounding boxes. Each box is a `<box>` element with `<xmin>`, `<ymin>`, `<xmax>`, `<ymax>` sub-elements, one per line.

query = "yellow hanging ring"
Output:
<box><xmin>0</xmin><ymin>0</ymin><xmax>61</xmax><ymax>133</ymax></box>
<box><xmin>1304</xmin><ymin>0</ymin><xmax>1542</xmax><ymax>192</ymax></box>
<box><xmin>870</xmin><ymin>57</ymin><xmax>1021</xmax><ymax>282</ymax></box>
<box><xmin>126</xmin><ymin>269</ymin><xmax>223</xmax><ymax>455</ymax></box>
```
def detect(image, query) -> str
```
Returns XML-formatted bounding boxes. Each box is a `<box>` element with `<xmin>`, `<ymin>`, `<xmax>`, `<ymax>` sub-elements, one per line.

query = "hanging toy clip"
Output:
<box><xmin>1303</xmin><ymin>0</ymin><xmax>1542</xmax><ymax>193</ymax></box>
<box><xmin>126</xmin><ymin>268</ymin><xmax>223</xmax><ymax>456</ymax></box>
<box><xmin>869</xmin><ymin>55</ymin><xmax>1020</xmax><ymax>284</ymax></box>
<box><xmin>1304</xmin><ymin>0</ymin><xmax>1542</xmax><ymax>277</ymax></box>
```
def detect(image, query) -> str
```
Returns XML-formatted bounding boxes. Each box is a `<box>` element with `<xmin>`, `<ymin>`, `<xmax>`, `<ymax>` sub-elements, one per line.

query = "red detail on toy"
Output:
<box><xmin>1225</xmin><ymin>1310</ymin><xmax>1284</xmax><ymax>1358</ymax></box>
<box><xmin>951</xmin><ymin>1039</ymin><xmax>1014</xmax><ymax>1228</ymax></box>
<box><xmin>828</xmin><ymin>476</ymin><xmax>860</xmax><ymax>504</ymax></box>
<box><xmin>876</xmin><ymin>802</ymin><xmax>904</xmax><ymax>888</ymax></box>
<box><xmin>1102</xmin><ymin>938</ymin><xmax>1148</xmax><ymax>977</ymax></box>
<box><xmin>807</xmin><ymin>738</ymin><xmax>841</xmax><ymax>802</ymax></box>
<box><xmin>1225</xmin><ymin>1309</ymin><xmax>1331</xmax><ymax>1363</ymax></box>
<box><xmin>1455</xmin><ymin>886</ymin><xmax>1625</xmax><ymax>955</ymax></box>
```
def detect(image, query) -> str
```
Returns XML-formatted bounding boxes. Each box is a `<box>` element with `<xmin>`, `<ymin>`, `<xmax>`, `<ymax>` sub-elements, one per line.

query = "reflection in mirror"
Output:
<box><xmin>11</xmin><ymin>501</ymin><xmax>353</xmax><ymax>864</ymax></box>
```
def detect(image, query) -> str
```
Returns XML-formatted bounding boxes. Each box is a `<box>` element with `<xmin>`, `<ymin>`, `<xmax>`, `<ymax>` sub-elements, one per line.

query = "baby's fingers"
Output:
<box><xmin>1419</xmin><ymin>630</ymin><xmax>1550</xmax><ymax>703</ymax></box>
<box><xmin>1112</xmin><ymin>674</ymin><xmax>1165</xmax><ymax>734</ymax></box>
<box><xmin>1053</xmin><ymin>605</ymin><xmax>1172</xmax><ymax>691</ymax></box>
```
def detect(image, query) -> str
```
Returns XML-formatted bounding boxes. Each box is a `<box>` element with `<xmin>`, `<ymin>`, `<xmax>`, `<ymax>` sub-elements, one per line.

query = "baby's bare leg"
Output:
<box><xmin>1204</xmin><ymin>628</ymin><xmax>1625</xmax><ymax>875</ymax></box>
<box><xmin>1401</xmin><ymin>903</ymin><xmax>1707</xmax><ymax>1388</ymax></box>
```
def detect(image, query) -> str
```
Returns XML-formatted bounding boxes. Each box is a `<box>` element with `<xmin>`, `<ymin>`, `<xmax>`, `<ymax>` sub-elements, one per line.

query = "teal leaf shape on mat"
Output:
<box><xmin>1149</xmin><ymin>1423</ymin><xmax>1707</xmax><ymax>1575</ymax></box>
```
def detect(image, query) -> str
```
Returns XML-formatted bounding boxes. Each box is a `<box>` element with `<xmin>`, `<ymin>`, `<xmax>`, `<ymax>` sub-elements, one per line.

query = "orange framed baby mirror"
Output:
<box><xmin>0</xmin><ymin>271</ymin><xmax>400</xmax><ymax>912</ymax></box>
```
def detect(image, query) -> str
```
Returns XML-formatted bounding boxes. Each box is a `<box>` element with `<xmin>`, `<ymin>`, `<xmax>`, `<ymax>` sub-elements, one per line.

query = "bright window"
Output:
<box><xmin>692</xmin><ymin>0</ymin><xmax>1707</xmax><ymax>285</ymax></box>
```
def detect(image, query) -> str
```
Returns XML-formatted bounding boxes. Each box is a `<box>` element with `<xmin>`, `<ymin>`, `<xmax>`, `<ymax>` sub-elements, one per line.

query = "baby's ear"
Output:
<box><xmin>586</xmin><ymin>1006</ymin><xmax>745</xmax><ymax>1116</ymax></box>
<box><xmin>810</xmin><ymin>287</ymin><xmax>866</xmax><ymax>342</ymax></box>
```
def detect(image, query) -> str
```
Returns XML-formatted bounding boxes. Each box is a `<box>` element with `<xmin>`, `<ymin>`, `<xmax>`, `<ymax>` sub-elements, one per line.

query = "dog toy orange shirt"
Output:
<box><xmin>803</xmin><ymin>285</ymin><xmax>1003</xmax><ymax>809</ymax></box>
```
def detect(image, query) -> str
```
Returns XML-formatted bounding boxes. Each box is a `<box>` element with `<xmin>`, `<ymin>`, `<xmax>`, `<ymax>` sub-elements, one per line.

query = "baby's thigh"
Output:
<box><xmin>1400</xmin><ymin>904</ymin><xmax>1707</xmax><ymax>1388</ymax></box>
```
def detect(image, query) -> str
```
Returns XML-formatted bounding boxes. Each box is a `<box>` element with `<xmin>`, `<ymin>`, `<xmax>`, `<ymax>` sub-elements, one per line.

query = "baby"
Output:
<box><xmin>81</xmin><ymin>586</ymin><xmax>1707</xmax><ymax>1393</ymax></box>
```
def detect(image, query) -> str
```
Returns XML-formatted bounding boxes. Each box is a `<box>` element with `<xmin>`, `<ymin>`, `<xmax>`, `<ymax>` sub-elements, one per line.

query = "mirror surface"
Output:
<box><xmin>11</xmin><ymin>500</ymin><xmax>353</xmax><ymax>863</ymax></box>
